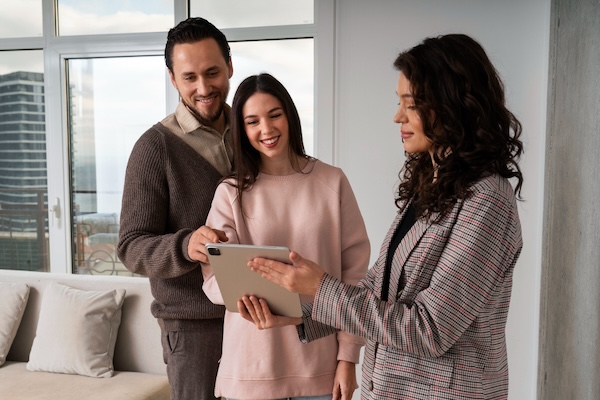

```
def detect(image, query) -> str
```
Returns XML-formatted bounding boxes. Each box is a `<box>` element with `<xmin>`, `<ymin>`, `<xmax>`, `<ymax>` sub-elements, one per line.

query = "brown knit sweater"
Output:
<box><xmin>118</xmin><ymin>122</ymin><xmax>226</xmax><ymax>330</ymax></box>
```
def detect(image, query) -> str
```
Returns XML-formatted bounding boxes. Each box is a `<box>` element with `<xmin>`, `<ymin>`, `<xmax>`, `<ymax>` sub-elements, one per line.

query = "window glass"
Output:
<box><xmin>57</xmin><ymin>0</ymin><xmax>173</xmax><ymax>36</ymax></box>
<box><xmin>0</xmin><ymin>1</ymin><xmax>322</xmax><ymax>275</ymax></box>
<box><xmin>230</xmin><ymin>39</ymin><xmax>314</xmax><ymax>154</ymax></box>
<box><xmin>190</xmin><ymin>0</ymin><xmax>313</xmax><ymax>29</ymax></box>
<box><xmin>0</xmin><ymin>50</ymin><xmax>48</xmax><ymax>272</ymax></box>
<box><xmin>68</xmin><ymin>56</ymin><xmax>166</xmax><ymax>275</ymax></box>
<box><xmin>0</xmin><ymin>0</ymin><xmax>43</xmax><ymax>38</ymax></box>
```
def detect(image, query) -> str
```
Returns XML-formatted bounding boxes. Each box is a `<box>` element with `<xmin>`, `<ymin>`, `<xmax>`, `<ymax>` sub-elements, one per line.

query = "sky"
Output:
<box><xmin>0</xmin><ymin>0</ymin><xmax>312</xmax><ymax>39</ymax></box>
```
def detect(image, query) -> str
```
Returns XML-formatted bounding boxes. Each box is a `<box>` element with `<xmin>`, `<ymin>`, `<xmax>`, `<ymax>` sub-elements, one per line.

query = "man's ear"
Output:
<box><xmin>168</xmin><ymin>68</ymin><xmax>177</xmax><ymax>89</ymax></box>
<box><xmin>227</xmin><ymin>60</ymin><xmax>234</xmax><ymax>79</ymax></box>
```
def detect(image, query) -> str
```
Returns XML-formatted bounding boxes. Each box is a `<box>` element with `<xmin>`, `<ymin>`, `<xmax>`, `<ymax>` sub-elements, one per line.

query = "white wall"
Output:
<box><xmin>332</xmin><ymin>1</ymin><xmax>550</xmax><ymax>399</ymax></box>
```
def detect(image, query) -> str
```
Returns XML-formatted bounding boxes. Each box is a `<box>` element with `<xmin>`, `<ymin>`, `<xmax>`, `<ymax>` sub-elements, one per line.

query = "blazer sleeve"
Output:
<box><xmin>308</xmin><ymin>184</ymin><xmax>522</xmax><ymax>358</ymax></box>
<box><xmin>298</xmin><ymin>258</ymin><xmax>380</xmax><ymax>343</ymax></box>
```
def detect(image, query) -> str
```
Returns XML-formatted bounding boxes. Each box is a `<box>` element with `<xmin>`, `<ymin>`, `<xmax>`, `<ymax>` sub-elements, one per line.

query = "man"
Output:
<box><xmin>117</xmin><ymin>17</ymin><xmax>233</xmax><ymax>400</ymax></box>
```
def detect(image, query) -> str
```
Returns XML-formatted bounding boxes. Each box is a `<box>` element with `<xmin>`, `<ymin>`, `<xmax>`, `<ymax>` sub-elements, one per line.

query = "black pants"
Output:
<box><xmin>161</xmin><ymin>318</ymin><xmax>224</xmax><ymax>400</ymax></box>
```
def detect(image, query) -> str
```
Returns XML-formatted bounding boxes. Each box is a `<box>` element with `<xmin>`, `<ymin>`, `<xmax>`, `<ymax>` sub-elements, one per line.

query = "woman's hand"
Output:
<box><xmin>247</xmin><ymin>251</ymin><xmax>325</xmax><ymax>297</ymax></box>
<box><xmin>187</xmin><ymin>225</ymin><xmax>228</xmax><ymax>263</ymax></box>
<box><xmin>238</xmin><ymin>295</ymin><xmax>302</xmax><ymax>329</ymax></box>
<box><xmin>332</xmin><ymin>360</ymin><xmax>358</xmax><ymax>400</ymax></box>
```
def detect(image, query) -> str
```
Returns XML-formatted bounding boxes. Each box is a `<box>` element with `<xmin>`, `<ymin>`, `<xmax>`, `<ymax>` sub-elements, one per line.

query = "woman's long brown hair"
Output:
<box><xmin>394</xmin><ymin>34</ymin><xmax>524</xmax><ymax>220</ymax></box>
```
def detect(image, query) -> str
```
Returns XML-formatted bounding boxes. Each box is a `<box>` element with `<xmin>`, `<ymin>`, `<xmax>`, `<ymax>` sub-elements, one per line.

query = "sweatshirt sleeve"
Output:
<box><xmin>201</xmin><ymin>182</ymin><xmax>240</xmax><ymax>305</ymax></box>
<box><xmin>335</xmin><ymin>171</ymin><xmax>370</xmax><ymax>363</ymax></box>
<box><xmin>201</xmin><ymin>261</ymin><xmax>224</xmax><ymax>305</ymax></box>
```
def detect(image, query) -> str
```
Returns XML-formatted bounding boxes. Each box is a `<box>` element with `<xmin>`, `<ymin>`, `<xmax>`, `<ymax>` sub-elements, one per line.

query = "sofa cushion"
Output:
<box><xmin>26</xmin><ymin>282</ymin><xmax>125</xmax><ymax>378</ymax></box>
<box><xmin>0</xmin><ymin>361</ymin><xmax>170</xmax><ymax>400</ymax></box>
<box><xmin>0</xmin><ymin>282</ymin><xmax>30</xmax><ymax>366</ymax></box>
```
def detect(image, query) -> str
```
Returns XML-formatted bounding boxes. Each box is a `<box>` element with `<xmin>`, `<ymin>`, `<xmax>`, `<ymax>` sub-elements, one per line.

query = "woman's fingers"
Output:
<box><xmin>239</xmin><ymin>296</ymin><xmax>272</xmax><ymax>329</ymax></box>
<box><xmin>248</xmin><ymin>251</ymin><xmax>325</xmax><ymax>297</ymax></box>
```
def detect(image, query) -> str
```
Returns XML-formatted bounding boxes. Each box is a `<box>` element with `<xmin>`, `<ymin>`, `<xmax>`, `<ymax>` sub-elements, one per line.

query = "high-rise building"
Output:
<box><xmin>0</xmin><ymin>71</ymin><xmax>46</xmax><ymax>232</ymax></box>
<box><xmin>0</xmin><ymin>71</ymin><xmax>48</xmax><ymax>271</ymax></box>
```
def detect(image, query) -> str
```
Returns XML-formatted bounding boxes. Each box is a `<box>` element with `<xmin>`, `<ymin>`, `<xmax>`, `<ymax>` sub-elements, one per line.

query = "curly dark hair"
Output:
<box><xmin>393</xmin><ymin>34</ymin><xmax>524</xmax><ymax>220</ymax></box>
<box><xmin>228</xmin><ymin>73</ymin><xmax>310</xmax><ymax>208</ymax></box>
<box><xmin>164</xmin><ymin>17</ymin><xmax>230</xmax><ymax>72</ymax></box>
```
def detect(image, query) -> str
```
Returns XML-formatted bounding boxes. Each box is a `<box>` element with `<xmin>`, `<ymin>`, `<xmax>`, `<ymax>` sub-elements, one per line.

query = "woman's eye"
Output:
<box><xmin>270</xmin><ymin>113</ymin><xmax>282</xmax><ymax>119</ymax></box>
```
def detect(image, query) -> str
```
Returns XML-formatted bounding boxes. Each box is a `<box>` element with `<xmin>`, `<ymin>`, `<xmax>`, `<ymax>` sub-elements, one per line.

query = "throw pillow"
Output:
<box><xmin>0</xmin><ymin>282</ymin><xmax>30</xmax><ymax>366</ymax></box>
<box><xmin>26</xmin><ymin>282</ymin><xmax>125</xmax><ymax>378</ymax></box>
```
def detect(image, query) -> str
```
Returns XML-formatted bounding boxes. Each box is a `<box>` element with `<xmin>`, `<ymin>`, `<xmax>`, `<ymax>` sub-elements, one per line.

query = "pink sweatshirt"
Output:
<box><xmin>202</xmin><ymin>159</ymin><xmax>370</xmax><ymax>399</ymax></box>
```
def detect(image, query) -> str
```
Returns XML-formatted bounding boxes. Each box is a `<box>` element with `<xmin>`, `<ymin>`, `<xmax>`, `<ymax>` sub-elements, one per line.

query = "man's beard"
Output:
<box><xmin>182</xmin><ymin>97</ymin><xmax>225</xmax><ymax>127</ymax></box>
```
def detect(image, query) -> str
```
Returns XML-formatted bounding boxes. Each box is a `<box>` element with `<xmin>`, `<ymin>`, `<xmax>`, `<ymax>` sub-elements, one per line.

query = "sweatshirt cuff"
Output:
<box><xmin>336</xmin><ymin>331</ymin><xmax>365</xmax><ymax>364</ymax></box>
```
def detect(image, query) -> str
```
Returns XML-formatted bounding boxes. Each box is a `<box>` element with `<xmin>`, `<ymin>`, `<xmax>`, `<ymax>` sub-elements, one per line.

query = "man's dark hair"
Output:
<box><xmin>165</xmin><ymin>17</ymin><xmax>230</xmax><ymax>72</ymax></box>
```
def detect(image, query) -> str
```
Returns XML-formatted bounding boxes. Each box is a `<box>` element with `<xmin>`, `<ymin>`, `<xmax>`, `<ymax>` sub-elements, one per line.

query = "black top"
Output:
<box><xmin>381</xmin><ymin>202</ymin><xmax>417</xmax><ymax>301</ymax></box>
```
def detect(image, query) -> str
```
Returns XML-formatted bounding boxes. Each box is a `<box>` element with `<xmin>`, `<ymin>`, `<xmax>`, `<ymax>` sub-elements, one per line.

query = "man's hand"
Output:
<box><xmin>188</xmin><ymin>225</ymin><xmax>228</xmax><ymax>263</ymax></box>
<box><xmin>237</xmin><ymin>295</ymin><xmax>302</xmax><ymax>329</ymax></box>
<box><xmin>248</xmin><ymin>251</ymin><xmax>325</xmax><ymax>297</ymax></box>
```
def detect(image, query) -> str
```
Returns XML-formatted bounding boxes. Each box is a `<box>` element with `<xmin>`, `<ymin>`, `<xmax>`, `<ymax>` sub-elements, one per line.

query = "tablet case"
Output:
<box><xmin>205</xmin><ymin>243</ymin><xmax>302</xmax><ymax>318</ymax></box>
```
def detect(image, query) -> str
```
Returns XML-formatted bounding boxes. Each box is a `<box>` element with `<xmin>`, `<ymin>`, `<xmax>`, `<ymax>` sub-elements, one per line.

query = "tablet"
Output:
<box><xmin>205</xmin><ymin>243</ymin><xmax>302</xmax><ymax>318</ymax></box>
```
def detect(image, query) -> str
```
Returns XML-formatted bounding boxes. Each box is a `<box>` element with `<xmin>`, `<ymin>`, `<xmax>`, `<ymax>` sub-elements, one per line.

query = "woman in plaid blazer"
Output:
<box><xmin>238</xmin><ymin>34</ymin><xmax>524</xmax><ymax>400</ymax></box>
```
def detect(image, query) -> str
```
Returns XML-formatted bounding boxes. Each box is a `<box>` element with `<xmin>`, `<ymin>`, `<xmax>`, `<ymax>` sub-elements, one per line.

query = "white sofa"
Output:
<box><xmin>0</xmin><ymin>270</ymin><xmax>170</xmax><ymax>400</ymax></box>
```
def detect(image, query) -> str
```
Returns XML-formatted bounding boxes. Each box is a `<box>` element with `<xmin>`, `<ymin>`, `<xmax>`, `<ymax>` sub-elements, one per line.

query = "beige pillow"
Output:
<box><xmin>26</xmin><ymin>282</ymin><xmax>125</xmax><ymax>378</ymax></box>
<box><xmin>0</xmin><ymin>282</ymin><xmax>30</xmax><ymax>366</ymax></box>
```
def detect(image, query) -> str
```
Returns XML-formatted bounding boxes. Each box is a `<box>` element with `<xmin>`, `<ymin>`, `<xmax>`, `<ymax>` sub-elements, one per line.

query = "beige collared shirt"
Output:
<box><xmin>161</xmin><ymin>102</ymin><xmax>233</xmax><ymax>176</ymax></box>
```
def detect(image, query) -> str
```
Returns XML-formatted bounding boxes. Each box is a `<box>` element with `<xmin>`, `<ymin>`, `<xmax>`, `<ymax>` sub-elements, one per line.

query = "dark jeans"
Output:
<box><xmin>161</xmin><ymin>318</ymin><xmax>224</xmax><ymax>400</ymax></box>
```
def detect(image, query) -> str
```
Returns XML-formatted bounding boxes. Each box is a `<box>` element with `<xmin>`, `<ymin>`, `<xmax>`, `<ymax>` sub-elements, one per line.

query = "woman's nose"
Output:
<box><xmin>393</xmin><ymin>106</ymin><xmax>406</xmax><ymax>124</ymax></box>
<box><xmin>261</xmin><ymin>119</ymin><xmax>273</xmax><ymax>134</ymax></box>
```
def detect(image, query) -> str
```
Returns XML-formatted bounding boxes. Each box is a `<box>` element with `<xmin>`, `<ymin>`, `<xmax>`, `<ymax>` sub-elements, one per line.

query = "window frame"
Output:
<box><xmin>0</xmin><ymin>0</ymin><xmax>334</xmax><ymax>274</ymax></box>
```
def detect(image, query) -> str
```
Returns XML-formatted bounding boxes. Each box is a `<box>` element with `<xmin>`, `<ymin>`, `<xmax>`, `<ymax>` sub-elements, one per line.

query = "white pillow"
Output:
<box><xmin>26</xmin><ymin>282</ymin><xmax>126</xmax><ymax>378</ymax></box>
<box><xmin>0</xmin><ymin>282</ymin><xmax>30</xmax><ymax>366</ymax></box>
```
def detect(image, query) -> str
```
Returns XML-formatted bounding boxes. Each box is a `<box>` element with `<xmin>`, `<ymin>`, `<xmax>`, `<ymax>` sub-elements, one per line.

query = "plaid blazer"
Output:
<box><xmin>299</xmin><ymin>175</ymin><xmax>522</xmax><ymax>400</ymax></box>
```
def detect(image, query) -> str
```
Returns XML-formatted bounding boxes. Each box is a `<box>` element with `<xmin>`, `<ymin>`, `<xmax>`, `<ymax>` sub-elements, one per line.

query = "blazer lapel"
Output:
<box><xmin>387</xmin><ymin>215</ymin><xmax>435</xmax><ymax>300</ymax></box>
<box><xmin>373</xmin><ymin>210</ymin><xmax>404</xmax><ymax>298</ymax></box>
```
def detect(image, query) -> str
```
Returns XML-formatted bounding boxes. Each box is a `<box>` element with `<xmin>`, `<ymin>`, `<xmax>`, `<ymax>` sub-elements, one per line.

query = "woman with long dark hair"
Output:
<box><xmin>201</xmin><ymin>73</ymin><xmax>370</xmax><ymax>400</ymax></box>
<box><xmin>241</xmin><ymin>35</ymin><xmax>524</xmax><ymax>400</ymax></box>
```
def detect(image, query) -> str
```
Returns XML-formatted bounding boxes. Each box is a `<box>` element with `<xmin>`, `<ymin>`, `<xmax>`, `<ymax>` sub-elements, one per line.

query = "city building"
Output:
<box><xmin>0</xmin><ymin>71</ymin><xmax>47</xmax><ymax>270</ymax></box>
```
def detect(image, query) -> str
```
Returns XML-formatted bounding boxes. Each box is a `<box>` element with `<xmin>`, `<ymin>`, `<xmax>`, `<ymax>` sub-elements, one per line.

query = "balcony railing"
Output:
<box><xmin>0</xmin><ymin>188</ymin><xmax>49</xmax><ymax>272</ymax></box>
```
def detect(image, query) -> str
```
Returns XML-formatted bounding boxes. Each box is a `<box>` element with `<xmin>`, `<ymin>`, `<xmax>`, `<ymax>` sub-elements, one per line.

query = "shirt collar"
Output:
<box><xmin>175</xmin><ymin>101</ymin><xmax>231</xmax><ymax>135</ymax></box>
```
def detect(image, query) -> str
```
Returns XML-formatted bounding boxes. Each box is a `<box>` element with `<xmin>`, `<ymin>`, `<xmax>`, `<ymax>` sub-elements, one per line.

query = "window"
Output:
<box><xmin>0</xmin><ymin>50</ymin><xmax>48</xmax><ymax>272</ymax></box>
<box><xmin>0</xmin><ymin>0</ymin><xmax>330</xmax><ymax>275</ymax></box>
<box><xmin>56</xmin><ymin>0</ymin><xmax>173</xmax><ymax>36</ymax></box>
<box><xmin>190</xmin><ymin>0</ymin><xmax>313</xmax><ymax>28</ymax></box>
<box><xmin>190</xmin><ymin>2</ymin><xmax>317</xmax><ymax>157</ymax></box>
<box><xmin>68</xmin><ymin>56</ymin><xmax>166</xmax><ymax>275</ymax></box>
<box><xmin>228</xmin><ymin>39</ymin><xmax>314</xmax><ymax>153</ymax></box>
<box><xmin>0</xmin><ymin>1</ymin><xmax>43</xmax><ymax>38</ymax></box>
